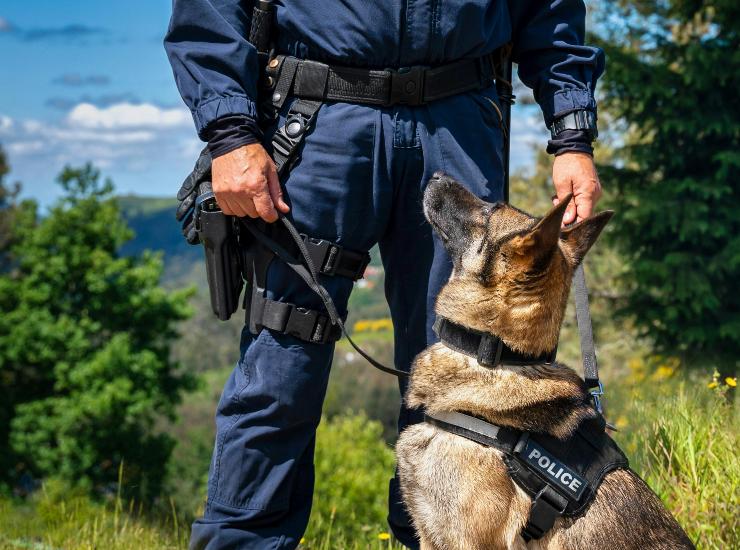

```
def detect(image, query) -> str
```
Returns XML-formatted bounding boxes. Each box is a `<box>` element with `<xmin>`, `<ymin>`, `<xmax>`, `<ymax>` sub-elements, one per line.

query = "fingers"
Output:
<box><xmin>552</xmin><ymin>176</ymin><xmax>577</xmax><ymax>226</ymax></box>
<box><xmin>267</xmin><ymin>166</ymin><xmax>290</xmax><ymax>214</ymax></box>
<box><xmin>252</xmin><ymin>186</ymin><xmax>279</xmax><ymax>222</ymax></box>
<box><xmin>552</xmin><ymin>152</ymin><xmax>603</xmax><ymax>225</ymax></box>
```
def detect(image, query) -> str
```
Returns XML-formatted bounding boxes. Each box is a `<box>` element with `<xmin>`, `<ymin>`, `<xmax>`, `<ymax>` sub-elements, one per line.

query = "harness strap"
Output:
<box><xmin>271</xmin><ymin>99</ymin><xmax>322</xmax><ymax>177</ymax></box>
<box><xmin>424</xmin><ymin>411</ymin><xmax>572</xmax><ymax>541</ymax></box>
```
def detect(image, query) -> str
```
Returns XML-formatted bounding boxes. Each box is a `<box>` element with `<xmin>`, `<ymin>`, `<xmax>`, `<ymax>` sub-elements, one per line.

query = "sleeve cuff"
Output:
<box><xmin>204</xmin><ymin>115</ymin><xmax>263</xmax><ymax>159</ymax></box>
<box><xmin>539</xmin><ymin>89</ymin><xmax>597</xmax><ymax>126</ymax></box>
<box><xmin>191</xmin><ymin>96</ymin><xmax>259</xmax><ymax>139</ymax></box>
<box><xmin>547</xmin><ymin>129</ymin><xmax>594</xmax><ymax>156</ymax></box>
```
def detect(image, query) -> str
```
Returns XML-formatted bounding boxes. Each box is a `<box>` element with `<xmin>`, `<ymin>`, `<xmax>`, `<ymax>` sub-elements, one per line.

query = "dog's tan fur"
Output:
<box><xmin>396</xmin><ymin>174</ymin><xmax>694</xmax><ymax>549</ymax></box>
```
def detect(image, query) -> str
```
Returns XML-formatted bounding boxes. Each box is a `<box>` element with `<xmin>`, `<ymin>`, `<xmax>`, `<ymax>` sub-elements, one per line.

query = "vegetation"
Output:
<box><xmin>0</xmin><ymin>164</ymin><xmax>195</xmax><ymax>500</ymax></box>
<box><xmin>594</xmin><ymin>0</ymin><xmax>740</xmax><ymax>372</ymax></box>
<box><xmin>0</xmin><ymin>1</ymin><xmax>737</xmax><ymax>546</ymax></box>
<box><xmin>1</xmin><ymin>382</ymin><xmax>735</xmax><ymax>549</ymax></box>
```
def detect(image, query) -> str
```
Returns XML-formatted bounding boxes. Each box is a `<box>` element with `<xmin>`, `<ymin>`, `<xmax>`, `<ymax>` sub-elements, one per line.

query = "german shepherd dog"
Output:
<box><xmin>396</xmin><ymin>173</ymin><xmax>694</xmax><ymax>550</ymax></box>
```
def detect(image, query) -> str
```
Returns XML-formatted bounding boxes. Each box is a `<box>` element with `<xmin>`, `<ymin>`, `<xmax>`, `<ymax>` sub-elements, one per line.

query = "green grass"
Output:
<box><xmin>1</xmin><ymin>378</ymin><xmax>735</xmax><ymax>549</ymax></box>
<box><xmin>610</xmin><ymin>380</ymin><xmax>739</xmax><ymax>550</ymax></box>
<box><xmin>0</xmin><ymin>479</ymin><xmax>187</xmax><ymax>550</ymax></box>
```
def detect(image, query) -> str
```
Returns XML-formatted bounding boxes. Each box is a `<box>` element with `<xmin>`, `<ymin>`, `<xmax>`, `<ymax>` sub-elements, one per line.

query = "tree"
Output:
<box><xmin>594</xmin><ymin>1</ymin><xmax>740</xmax><ymax>372</ymax></box>
<box><xmin>0</xmin><ymin>163</ymin><xmax>195</xmax><ymax>499</ymax></box>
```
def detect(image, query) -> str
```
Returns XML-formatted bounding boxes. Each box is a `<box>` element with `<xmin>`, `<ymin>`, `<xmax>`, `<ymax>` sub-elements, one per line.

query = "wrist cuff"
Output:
<box><xmin>204</xmin><ymin>115</ymin><xmax>263</xmax><ymax>158</ymax></box>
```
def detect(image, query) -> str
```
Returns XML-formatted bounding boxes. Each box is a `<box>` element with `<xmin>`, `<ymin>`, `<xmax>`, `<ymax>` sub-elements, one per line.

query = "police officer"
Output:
<box><xmin>165</xmin><ymin>1</ymin><xmax>604</xmax><ymax>548</ymax></box>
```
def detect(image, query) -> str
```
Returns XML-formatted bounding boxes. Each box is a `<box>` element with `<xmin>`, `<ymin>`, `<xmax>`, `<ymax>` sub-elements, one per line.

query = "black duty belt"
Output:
<box><xmin>425</xmin><ymin>411</ymin><xmax>629</xmax><ymax>541</ymax></box>
<box><xmin>266</xmin><ymin>53</ymin><xmax>500</xmax><ymax>109</ymax></box>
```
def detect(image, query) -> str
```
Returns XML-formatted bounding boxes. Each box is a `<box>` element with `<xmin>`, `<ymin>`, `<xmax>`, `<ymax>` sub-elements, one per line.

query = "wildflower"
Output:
<box><xmin>652</xmin><ymin>365</ymin><xmax>675</xmax><ymax>380</ymax></box>
<box><xmin>725</xmin><ymin>377</ymin><xmax>737</xmax><ymax>388</ymax></box>
<box><xmin>378</xmin><ymin>532</ymin><xmax>391</xmax><ymax>540</ymax></box>
<box><xmin>299</xmin><ymin>537</ymin><xmax>306</xmax><ymax>545</ymax></box>
<box><xmin>708</xmin><ymin>381</ymin><xmax>718</xmax><ymax>389</ymax></box>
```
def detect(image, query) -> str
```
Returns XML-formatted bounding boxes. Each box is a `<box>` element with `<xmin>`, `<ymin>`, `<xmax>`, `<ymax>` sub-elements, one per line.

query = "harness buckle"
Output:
<box><xmin>522</xmin><ymin>485</ymin><xmax>568</xmax><ymax>541</ymax></box>
<box><xmin>389</xmin><ymin>66</ymin><xmax>426</xmax><ymax>106</ymax></box>
<box><xmin>302</xmin><ymin>236</ymin><xmax>342</xmax><ymax>276</ymax></box>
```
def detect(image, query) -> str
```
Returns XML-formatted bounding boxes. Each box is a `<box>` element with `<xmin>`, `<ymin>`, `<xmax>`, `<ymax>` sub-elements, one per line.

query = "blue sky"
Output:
<box><xmin>0</xmin><ymin>1</ymin><xmax>545</xmax><ymax>206</ymax></box>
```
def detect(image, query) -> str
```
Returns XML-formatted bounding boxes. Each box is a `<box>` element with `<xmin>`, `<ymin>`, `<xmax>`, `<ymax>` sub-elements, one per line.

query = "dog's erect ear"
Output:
<box><xmin>560</xmin><ymin>210</ymin><xmax>614</xmax><ymax>266</ymax></box>
<box><xmin>510</xmin><ymin>194</ymin><xmax>572</xmax><ymax>262</ymax></box>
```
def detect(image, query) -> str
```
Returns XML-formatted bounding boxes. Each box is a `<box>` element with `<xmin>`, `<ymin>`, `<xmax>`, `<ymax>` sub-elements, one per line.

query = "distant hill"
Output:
<box><xmin>117</xmin><ymin>194</ymin><xmax>201</xmax><ymax>283</ymax></box>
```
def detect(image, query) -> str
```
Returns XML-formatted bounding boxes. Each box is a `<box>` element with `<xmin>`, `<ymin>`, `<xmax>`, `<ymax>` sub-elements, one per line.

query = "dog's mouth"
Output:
<box><xmin>427</xmin><ymin>216</ymin><xmax>450</xmax><ymax>242</ymax></box>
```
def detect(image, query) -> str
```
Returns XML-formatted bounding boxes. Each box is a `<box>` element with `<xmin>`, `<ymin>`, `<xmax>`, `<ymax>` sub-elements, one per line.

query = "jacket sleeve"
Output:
<box><xmin>508</xmin><ymin>0</ymin><xmax>605</xmax><ymax>126</ymax></box>
<box><xmin>164</xmin><ymin>0</ymin><xmax>259</xmax><ymax>139</ymax></box>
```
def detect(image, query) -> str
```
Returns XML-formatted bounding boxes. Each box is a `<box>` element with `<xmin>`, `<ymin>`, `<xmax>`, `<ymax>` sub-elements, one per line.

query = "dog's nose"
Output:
<box><xmin>428</xmin><ymin>171</ymin><xmax>455</xmax><ymax>190</ymax></box>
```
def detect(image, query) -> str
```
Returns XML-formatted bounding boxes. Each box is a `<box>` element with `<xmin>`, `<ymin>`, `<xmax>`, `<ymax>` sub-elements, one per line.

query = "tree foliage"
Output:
<box><xmin>0</xmin><ymin>162</ymin><xmax>195</xmax><ymax>499</ymax></box>
<box><xmin>594</xmin><ymin>0</ymin><xmax>740</xmax><ymax>370</ymax></box>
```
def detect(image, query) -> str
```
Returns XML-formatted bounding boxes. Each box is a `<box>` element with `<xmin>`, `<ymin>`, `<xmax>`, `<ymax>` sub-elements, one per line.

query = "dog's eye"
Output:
<box><xmin>482</xmin><ymin>202</ymin><xmax>504</xmax><ymax>216</ymax></box>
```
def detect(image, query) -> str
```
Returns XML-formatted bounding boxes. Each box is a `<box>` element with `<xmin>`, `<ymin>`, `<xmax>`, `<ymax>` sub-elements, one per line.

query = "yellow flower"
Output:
<box><xmin>651</xmin><ymin>365</ymin><xmax>675</xmax><ymax>381</ymax></box>
<box><xmin>725</xmin><ymin>377</ymin><xmax>737</xmax><ymax>388</ymax></box>
<box><xmin>299</xmin><ymin>537</ymin><xmax>306</xmax><ymax>545</ymax></box>
<box><xmin>378</xmin><ymin>532</ymin><xmax>391</xmax><ymax>541</ymax></box>
<box><xmin>708</xmin><ymin>381</ymin><xmax>718</xmax><ymax>389</ymax></box>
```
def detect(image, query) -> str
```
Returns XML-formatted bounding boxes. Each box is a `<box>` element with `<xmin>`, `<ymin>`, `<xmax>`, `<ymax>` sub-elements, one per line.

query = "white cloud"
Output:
<box><xmin>0</xmin><ymin>102</ymin><xmax>200</xmax><ymax>203</ymax></box>
<box><xmin>0</xmin><ymin>114</ymin><xmax>12</xmax><ymax>132</ymax></box>
<box><xmin>67</xmin><ymin>102</ymin><xmax>191</xmax><ymax>130</ymax></box>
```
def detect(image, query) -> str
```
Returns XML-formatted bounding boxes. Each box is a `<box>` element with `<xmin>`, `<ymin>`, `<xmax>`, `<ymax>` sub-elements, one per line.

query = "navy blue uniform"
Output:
<box><xmin>165</xmin><ymin>2</ymin><xmax>604</xmax><ymax>548</ymax></box>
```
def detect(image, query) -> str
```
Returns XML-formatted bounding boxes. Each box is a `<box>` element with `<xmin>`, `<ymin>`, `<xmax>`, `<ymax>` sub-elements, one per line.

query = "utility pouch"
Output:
<box><xmin>195</xmin><ymin>183</ymin><xmax>246</xmax><ymax>321</ymax></box>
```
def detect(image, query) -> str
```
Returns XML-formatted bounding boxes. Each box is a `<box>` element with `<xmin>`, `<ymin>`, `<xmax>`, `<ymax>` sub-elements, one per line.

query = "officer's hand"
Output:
<box><xmin>212</xmin><ymin>143</ymin><xmax>290</xmax><ymax>222</ymax></box>
<box><xmin>551</xmin><ymin>152</ymin><xmax>602</xmax><ymax>226</ymax></box>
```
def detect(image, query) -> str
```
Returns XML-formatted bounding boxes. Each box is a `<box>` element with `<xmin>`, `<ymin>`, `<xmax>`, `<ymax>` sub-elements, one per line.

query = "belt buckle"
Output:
<box><xmin>389</xmin><ymin>66</ymin><xmax>425</xmax><ymax>106</ymax></box>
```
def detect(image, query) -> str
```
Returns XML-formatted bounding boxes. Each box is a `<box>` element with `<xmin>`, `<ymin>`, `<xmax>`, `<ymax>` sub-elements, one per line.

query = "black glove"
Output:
<box><xmin>176</xmin><ymin>147</ymin><xmax>212</xmax><ymax>245</ymax></box>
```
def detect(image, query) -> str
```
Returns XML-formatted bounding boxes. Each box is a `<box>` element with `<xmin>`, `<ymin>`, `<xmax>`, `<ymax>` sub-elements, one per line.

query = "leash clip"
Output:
<box><xmin>589</xmin><ymin>381</ymin><xmax>605</xmax><ymax>415</ymax></box>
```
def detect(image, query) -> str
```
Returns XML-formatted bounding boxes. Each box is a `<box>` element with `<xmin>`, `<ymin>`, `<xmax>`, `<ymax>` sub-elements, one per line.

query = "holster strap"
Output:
<box><xmin>257</xmin><ymin>297</ymin><xmax>341</xmax><ymax>344</ymax></box>
<box><xmin>262</xmin><ymin>223</ymin><xmax>370</xmax><ymax>280</ymax></box>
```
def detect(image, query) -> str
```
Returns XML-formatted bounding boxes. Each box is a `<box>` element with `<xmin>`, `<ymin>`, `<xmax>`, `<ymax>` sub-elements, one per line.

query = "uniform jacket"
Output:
<box><xmin>164</xmin><ymin>0</ymin><xmax>605</xmax><ymax>139</ymax></box>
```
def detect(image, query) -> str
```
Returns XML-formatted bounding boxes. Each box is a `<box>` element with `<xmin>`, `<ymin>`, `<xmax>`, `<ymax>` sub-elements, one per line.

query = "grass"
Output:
<box><xmin>1</xmin><ymin>376</ymin><xmax>735</xmax><ymax>549</ymax></box>
<box><xmin>0</xmin><ymin>479</ymin><xmax>187</xmax><ymax>550</ymax></box>
<box><xmin>610</xmin><ymin>378</ymin><xmax>739</xmax><ymax>550</ymax></box>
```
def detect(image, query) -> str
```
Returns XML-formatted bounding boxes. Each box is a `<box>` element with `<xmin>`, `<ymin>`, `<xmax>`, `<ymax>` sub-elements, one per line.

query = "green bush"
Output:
<box><xmin>304</xmin><ymin>414</ymin><xmax>399</xmax><ymax>549</ymax></box>
<box><xmin>0</xmin><ymin>165</ymin><xmax>195</xmax><ymax>500</ymax></box>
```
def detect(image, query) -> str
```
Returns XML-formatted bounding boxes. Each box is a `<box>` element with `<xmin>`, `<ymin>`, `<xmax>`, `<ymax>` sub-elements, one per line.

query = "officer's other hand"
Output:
<box><xmin>551</xmin><ymin>152</ymin><xmax>602</xmax><ymax>226</ymax></box>
<box><xmin>212</xmin><ymin>143</ymin><xmax>290</xmax><ymax>222</ymax></box>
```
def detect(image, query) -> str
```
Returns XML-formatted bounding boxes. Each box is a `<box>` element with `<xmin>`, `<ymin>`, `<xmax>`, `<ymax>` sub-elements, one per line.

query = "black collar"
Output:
<box><xmin>433</xmin><ymin>317</ymin><xmax>557</xmax><ymax>368</ymax></box>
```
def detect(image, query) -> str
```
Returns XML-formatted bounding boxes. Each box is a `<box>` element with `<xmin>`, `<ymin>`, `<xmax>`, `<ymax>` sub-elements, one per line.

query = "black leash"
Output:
<box><xmin>241</xmin><ymin>214</ymin><xmax>604</xmax><ymax>399</ymax></box>
<box><xmin>241</xmin><ymin>215</ymin><xmax>409</xmax><ymax>379</ymax></box>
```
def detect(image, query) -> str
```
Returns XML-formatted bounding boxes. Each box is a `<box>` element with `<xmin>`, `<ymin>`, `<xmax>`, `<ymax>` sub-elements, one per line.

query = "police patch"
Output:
<box><xmin>520</xmin><ymin>440</ymin><xmax>588</xmax><ymax>501</ymax></box>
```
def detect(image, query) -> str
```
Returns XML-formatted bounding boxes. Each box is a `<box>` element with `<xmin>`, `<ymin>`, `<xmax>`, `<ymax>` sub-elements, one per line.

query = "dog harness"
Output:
<box><xmin>428</xmin><ymin>283</ymin><xmax>627</xmax><ymax>541</ymax></box>
<box><xmin>425</xmin><ymin>410</ymin><xmax>629</xmax><ymax>541</ymax></box>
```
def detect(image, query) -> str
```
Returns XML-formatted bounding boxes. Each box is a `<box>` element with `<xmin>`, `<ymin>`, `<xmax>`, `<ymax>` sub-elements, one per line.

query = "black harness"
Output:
<box><xmin>424</xmin><ymin>410</ymin><xmax>628</xmax><ymax>541</ymax></box>
<box><xmin>426</xmin><ymin>288</ymin><xmax>626</xmax><ymax>541</ymax></box>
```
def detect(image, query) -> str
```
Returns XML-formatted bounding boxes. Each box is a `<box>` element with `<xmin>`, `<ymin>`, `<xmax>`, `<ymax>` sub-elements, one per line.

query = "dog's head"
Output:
<box><xmin>424</xmin><ymin>172</ymin><xmax>613</xmax><ymax>355</ymax></box>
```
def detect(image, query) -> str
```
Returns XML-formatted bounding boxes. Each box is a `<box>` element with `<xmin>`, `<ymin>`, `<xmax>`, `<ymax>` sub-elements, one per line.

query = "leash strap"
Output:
<box><xmin>572</xmin><ymin>264</ymin><xmax>602</xmax><ymax>410</ymax></box>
